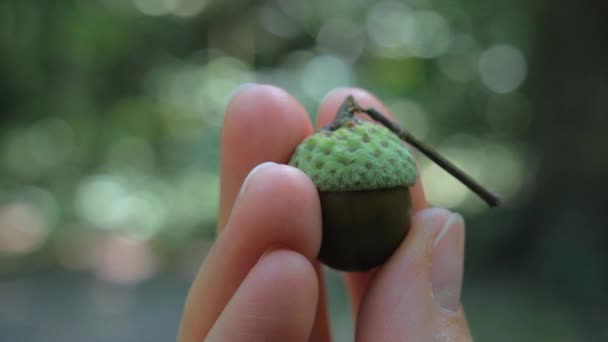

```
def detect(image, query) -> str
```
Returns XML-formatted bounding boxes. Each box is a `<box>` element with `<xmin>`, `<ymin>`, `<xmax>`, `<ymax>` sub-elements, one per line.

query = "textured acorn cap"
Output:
<box><xmin>289</xmin><ymin>120</ymin><xmax>417</xmax><ymax>191</ymax></box>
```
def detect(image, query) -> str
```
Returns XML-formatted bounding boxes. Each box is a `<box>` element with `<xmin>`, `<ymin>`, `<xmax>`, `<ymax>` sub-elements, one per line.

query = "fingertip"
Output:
<box><xmin>234</xmin><ymin>162</ymin><xmax>278</xmax><ymax>208</ymax></box>
<box><xmin>257</xmin><ymin>249</ymin><xmax>319</xmax><ymax>300</ymax></box>
<box><xmin>228</xmin><ymin>82</ymin><xmax>256</xmax><ymax>99</ymax></box>
<box><xmin>411</xmin><ymin>207</ymin><xmax>453</xmax><ymax>236</ymax></box>
<box><xmin>431</xmin><ymin>213</ymin><xmax>465</xmax><ymax>313</ymax></box>
<box><xmin>433</xmin><ymin>307</ymin><xmax>472</xmax><ymax>341</ymax></box>
<box><xmin>244</xmin><ymin>163</ymin><xmax>320</xmax><ymax>211</ymax></box>
<box><xmin>390</xmin><ymin>207</ymin><xmax>455</xmax><ymax>262</ymax></box>
<box><xmin>223</xmin><ymin>84</ymin><xmax>312</xmax><ymax>160</ymax></box>
<box><xmin>205</xmin><ymin>249</ymin><xmax>319</xmax><ymax>342</ymax></box>
<box><xmin>230</xmin><ymin>162</ymin><xmax>323</xmax><ymax>260</ymax></box>
<box><xmin>224</xmin><ymin>84</ymin><xmax>312</xmax><ymax>144</ymax></box>
<box><xmin>219</xmin><ymin>84</ymin><xmax>314</xmax><ymax>229</ymax></box>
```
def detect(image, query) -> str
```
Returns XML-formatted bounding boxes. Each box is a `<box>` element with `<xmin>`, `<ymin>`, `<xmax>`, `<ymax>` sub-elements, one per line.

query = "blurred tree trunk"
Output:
<box><xmin>533</xmin><ymin>0</ymin><xmax>608</xmax><ymax>210</ymax></box>
<box><xmin>528</xmin><ymin>0</ymin><xmax>608</xmax><ymax>336</ymax></box>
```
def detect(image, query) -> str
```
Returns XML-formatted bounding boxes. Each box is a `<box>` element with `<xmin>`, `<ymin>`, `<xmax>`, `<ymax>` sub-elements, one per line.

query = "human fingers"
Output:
<box><xmin>205</xmin><ymin>249</ymin><xmax>318</xmax><ymax>342</ymax></box>
<box><xmin>217</xmin><ymin>84</ymin><xmax>332</xmax><ymax>341</ymax></box>
<box><xmin>177</xmin><ymin>164</ymin><xmax>322</xmax><ymax>342</ymax></box>
<box><xmin>355</xmin><ymin>208</ymin><xmax>471</xmax><ymax>341</ymax></box>
<box><xmin>218</xmin><ymin>84</ymin><xmax>314</xmax><ymax>230</ymax></box>
<box><xmin>316</xmin><ymin>87</ymin><xmax>428</xmax><ymax>314</ymax></box>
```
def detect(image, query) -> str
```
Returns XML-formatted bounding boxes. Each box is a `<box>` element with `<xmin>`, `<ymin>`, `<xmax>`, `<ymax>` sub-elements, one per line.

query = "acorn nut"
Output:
<box><xmin>289</xmin><ymin>108</ymin><xmax>417</xmax><ymax>271</ymax></box>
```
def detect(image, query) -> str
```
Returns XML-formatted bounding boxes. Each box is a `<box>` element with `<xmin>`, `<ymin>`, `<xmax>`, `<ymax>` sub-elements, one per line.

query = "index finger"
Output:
<box><xmin>214</xmin><ymin>84</ymin><xmax>332</xmax><ymax>341</ymax></box>
<box><xmin>316</xmin><ymin>87</ymin><xmax>428</xmax><ymax>314</ymax></box>
<box><xmin>217</xmin><ymin>84</ymin><xmax>313</xmax><ymax>230</ymax></box>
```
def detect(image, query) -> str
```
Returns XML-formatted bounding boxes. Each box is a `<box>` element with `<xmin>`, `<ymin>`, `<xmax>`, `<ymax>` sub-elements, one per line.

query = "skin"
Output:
<box><xmin>177</xmin><ymin>85</ymin><xmax>472</xmax><ymax>341</ymax></box>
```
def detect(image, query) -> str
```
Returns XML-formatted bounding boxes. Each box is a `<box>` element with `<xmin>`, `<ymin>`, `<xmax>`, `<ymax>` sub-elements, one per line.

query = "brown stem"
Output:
<box><xmin>339</xmin><ymin>95</ymin><xmax>500</xmax><ymax>207</ymax></box>
<box><xmin>328</xmin><ymin>95</ymin><xmax>356</xmax><ymax>130</ymax></box>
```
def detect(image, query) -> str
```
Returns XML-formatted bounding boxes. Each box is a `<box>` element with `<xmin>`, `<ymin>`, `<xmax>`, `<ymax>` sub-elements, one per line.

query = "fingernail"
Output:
<box><xmin>234</xmin><ymin>162</ymin><xmax>276</xmax><ymax>207</ymax></box>
<box><xmin>414</xmin><ymin>207</ymin><xmax>452</xmax><ymax>228</ymax></box>
<box><xmin>260</xmin><ymin>246</ymin><xmax>282</xmax><ymax>260</ymax></box>
<box><xmin>229</xmin><ymin>82</ymin><xmax>256</xmax><ymax>99</ymax></box>
<box><xmin>431</xmin><ymin>213</ymin><xmax>465</xmax><ymax>312</ymax></box>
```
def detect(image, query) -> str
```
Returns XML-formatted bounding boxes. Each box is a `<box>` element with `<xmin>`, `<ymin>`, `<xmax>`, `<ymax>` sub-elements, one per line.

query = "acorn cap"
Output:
<box><xmin>289</xmin><ymin>120</ymin><xmax>417</xmax><ymax>191</ymax></box>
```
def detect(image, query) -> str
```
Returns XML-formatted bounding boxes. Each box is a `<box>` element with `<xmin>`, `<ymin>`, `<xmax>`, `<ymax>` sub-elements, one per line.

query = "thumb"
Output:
<box><xmin>356</xmin><ymin>208</ymin><xmax>472</xmax><ymax>341</ymax></box>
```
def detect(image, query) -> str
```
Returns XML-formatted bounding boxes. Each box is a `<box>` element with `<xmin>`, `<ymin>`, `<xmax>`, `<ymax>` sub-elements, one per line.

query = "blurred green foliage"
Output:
<box><xmin>1</xmin><ymin>0</ymin><xmax>607</xmax><ymax>340</ymax></box>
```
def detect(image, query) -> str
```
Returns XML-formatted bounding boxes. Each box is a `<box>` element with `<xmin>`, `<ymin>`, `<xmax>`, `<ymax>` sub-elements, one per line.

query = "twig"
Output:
<box><xmin>333</xmin><ymin>95</ymin><xmax>501</xmax><ymax>207</ymax></box>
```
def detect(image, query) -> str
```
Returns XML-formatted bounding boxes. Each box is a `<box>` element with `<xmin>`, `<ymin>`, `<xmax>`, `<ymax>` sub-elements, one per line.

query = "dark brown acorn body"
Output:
<box><xmin>318</xmin><ymin>187</ymin><xmax>411</xmax><ymax>271</ymax></box>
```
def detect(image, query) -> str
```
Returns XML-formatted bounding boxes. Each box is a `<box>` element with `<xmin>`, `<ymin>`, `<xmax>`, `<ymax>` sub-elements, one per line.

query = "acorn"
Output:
<box><xmin>289</xmin><ymin>95</ymin><xmax>500</xmax><ymax>272</ymax></box>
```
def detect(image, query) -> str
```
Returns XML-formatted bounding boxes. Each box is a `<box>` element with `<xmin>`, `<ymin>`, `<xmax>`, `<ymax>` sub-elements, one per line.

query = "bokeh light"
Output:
<box><xmin>0</xmin><ymin>202</ymin><xmax>49</xmax><ymax>255</ymax></box>
<box><xmin>75</xmin><ymin>174</ymin><xmax>168</xmax><ymax>239</ymax></box>
<box><xmin>316</xmin><ymin>17</ymin><xmax>365</xmax><ymax>62</ymax></box>
<box><xmin>3</xmin><ymin>118</ymin><xmax>74</xmax><ymax>180</ymax></box>
<box><xmin>155</xmin><ymin>55</ymin><xmax>255</xmax><ymax>135</ymax></box>
<box><xmin>366</xmin><ymin>2</ymin><xmax>451</xmax><ymax>59</ymax></box>
<box><xmin>259</xmin><ymin>1</ymin><xmax>300</xmax><ymax>38</ymax></box>
<box><xmin>438</xmin><ymin>34</ymin><xmax>480</xmax><ymax>83</ymax></box>
<box><xmin>300</xmin><ymin>54</ymin><xmax>352</xmax><ymax>100</ymax></box>
<box><xmin>92</xmin><ymin>234</ymin><xmax>158</xmax><ymax>285</ymax></box>
<box><xmin>422</xmin><ymin>134</ymin><xmax>484</xmax><ymax>209</ymax></box>
<box><xmin>479</xmin><ymin>142</ymin><xmax>527</xmax><ymax>201</ymax></box>
<box><xmin>407</xmin><ymin>10</ymin><xmax>452</xmax><ymax>59</ymax></box>
<box><xmin>478</xmin><ymin>44</ymin><xmax>527</xmax><ymax>93</ymax></box>
<box><xmin>388</xmin><ymin>98</ymin><xmax>430</xmax><ymax>140</ymax></box>
<box><xmin>133</xmin><ymin>0</ymin><xmax>207</xmax><ymax>17</ymax></box>
<box><xmin>365</xmin><ymin>1</ymin><xmax>415</xmax><ymax>58</ymax></box>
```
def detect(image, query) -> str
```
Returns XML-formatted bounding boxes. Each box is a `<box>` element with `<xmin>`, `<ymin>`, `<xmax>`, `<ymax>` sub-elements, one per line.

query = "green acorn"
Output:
<box><xmin>289</xmin><ymin>95</ymin><xmax>500</xmax><ymax>272</ymax></box>
<box><xmin>289</xmin><ymin>118</ymin><xmax>417</xmax><ymax>271</ymax></box>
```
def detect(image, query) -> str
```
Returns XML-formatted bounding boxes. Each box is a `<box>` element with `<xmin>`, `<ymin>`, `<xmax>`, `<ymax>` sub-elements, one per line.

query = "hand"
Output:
<box><xmin>177</xmin><ymin>85</ymin><xmax>472</xmax><ymax>341</ymax></box>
